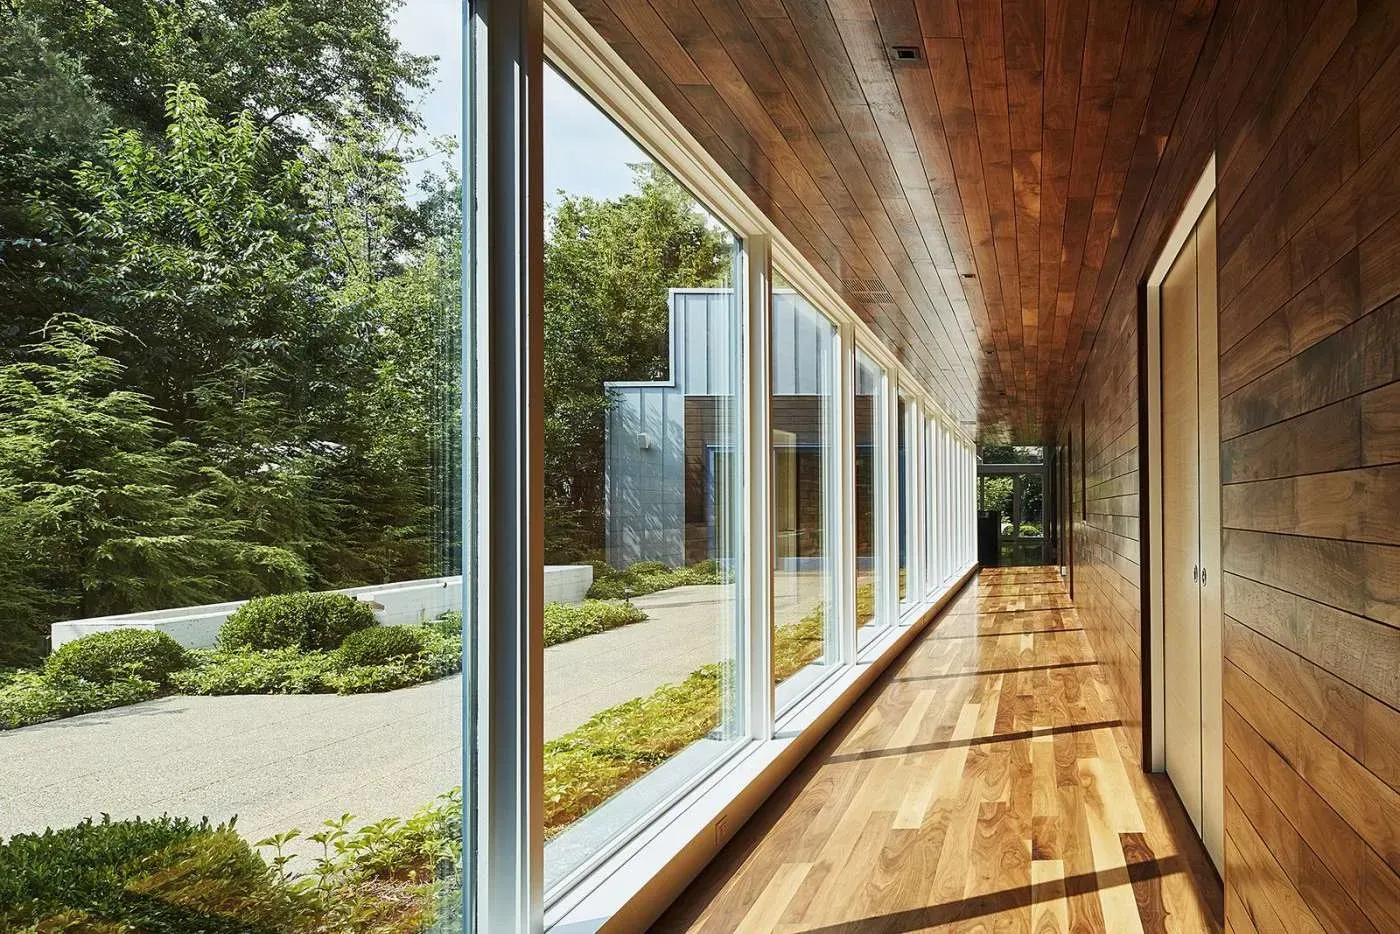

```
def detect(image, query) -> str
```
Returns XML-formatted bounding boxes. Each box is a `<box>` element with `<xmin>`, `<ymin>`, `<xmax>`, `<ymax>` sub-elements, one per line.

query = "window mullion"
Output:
<box><xmin>742</xmin><ymin>235</ymin><xmax>773</xmax><ymax>740</ymax></box>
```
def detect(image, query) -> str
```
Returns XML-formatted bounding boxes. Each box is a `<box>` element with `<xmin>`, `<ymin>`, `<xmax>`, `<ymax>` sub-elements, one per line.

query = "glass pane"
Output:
<box><xmin>854</xmin><ymin>351</ymin><xmax>886</xmax><ymax>645</ymax></box>
<box><xmin>540</xmin><ymin>67</ymin><xmax>745</xmax><ymax>888</ymax></box>
<box><xmin>0</xmin><ymin>2</ymin><xmax>466</xmax><ymax>925</ymax></box>
<box><xmin>772</xmin><ymin>279</ymin><xmax>838</xmax><ymax>708</ymax></box>
<box><xmin>924</xmin><ymin>418</ymin><xmax>938</xmax><ymax>597</ymax></box>
<box><xmin>897</xmin><ymin>395</ymin><xmax>910</xmax><ymax>605</ymax></box>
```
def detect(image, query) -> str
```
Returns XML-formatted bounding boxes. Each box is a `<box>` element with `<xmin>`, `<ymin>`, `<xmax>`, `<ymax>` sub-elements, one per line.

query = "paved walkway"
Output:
<box><xmin>1</xmin><ymin>583</ymin><xmax>771</xmax><ymax>860</ymax></box>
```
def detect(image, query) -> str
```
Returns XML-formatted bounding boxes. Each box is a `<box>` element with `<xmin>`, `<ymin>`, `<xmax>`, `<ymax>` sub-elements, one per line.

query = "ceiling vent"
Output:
<box><xmin>890</xmin><ymin>45</ymin><xmax>922</xmax><ymax>62</ymax></box>
<box><xmin>841</xmin><ymin>275</ymin><xmax>895</xmax><ymax>304</ymax></box>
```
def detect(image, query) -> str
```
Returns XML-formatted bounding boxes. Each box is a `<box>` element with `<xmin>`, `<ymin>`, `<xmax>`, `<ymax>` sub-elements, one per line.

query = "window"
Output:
<box><xmin>924</xmin><ymin>415</ymin><xmax>939</xmax><ymax>597</ymax></box>
<box><xmin>0</xmin><ymin>2</ymin><xmax>469</xmax><ymax>926</ymax></box>
<box><xmin>854</xmin><ymin>350</ymin><xmax>887</xmax><ymax>645</ymax></box>
<box><xmin>540</xmin><ymin>66</ymin><xmax>747</xmax><ymax>891</ymax></box>
<box><xmin>897</xmin><ymin>394</ymin><xmax>912</xmax><ymax>607</ymax></box>
<box><xmin>771</xmin><ymin>279</ymin><xmax>840</xmax><ymax>709</ymax></box>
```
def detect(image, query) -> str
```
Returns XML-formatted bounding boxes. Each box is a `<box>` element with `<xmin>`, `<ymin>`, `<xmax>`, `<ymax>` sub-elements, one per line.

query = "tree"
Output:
<box><xmin>0</xmin><ymin>13</ymin><xmax>109</xmax><ymax>355</ymax></box>
<box><xmin>0</xmin><ymin>317</ymin><xmax>307</xmax><ymax>666</ymax></box>
<box><xmin>16</xmin><ymin>0</ymin><xmax>431</xmax><ymax>152</ymax></box>
<box><xmin>542</xmin><ymin>166</ymin><xmax>731</xmax><ymax>561</ymax></box>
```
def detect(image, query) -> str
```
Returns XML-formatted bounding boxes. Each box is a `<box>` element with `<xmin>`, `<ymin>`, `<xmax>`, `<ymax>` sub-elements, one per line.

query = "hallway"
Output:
<box><xmin>656</xmin><ymin>568</ymin><xmax>1223</xmax><ymax>932</ymax></box>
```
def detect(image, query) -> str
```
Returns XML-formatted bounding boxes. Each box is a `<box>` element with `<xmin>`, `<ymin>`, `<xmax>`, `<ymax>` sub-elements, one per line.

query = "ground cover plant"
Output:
<box><xmin>0</xmin><ymin>597</ymin><xmax>465</xmax><ymax>729</ymax></box>
<box><xmin>586</xmin><ymin>559</ymin><xmax>723</xmax><ymax>599</ymax></box>
<box><xmin>543</xmin><ymin>599</ymin><xmax>647</xmax><ymax>647</ymax></box>
<box><xmin>0</xmin><ymin>791</ymin><xmax>462</xmax><ymax>933</ymax></box>
<box><xmin>542</xmin><ymin>603</ymin><xmax>826</xmax><ymax>838</ymax></box>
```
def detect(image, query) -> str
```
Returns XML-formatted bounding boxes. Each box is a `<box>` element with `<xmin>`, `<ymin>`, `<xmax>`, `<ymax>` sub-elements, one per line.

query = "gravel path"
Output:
<box><xmin>0</xmin><ymin>584</ymin><xmax>761</xmax><ymax>859</ymax></box>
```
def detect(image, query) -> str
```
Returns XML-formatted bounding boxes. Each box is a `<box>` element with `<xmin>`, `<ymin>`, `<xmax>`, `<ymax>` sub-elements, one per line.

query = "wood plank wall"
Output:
<box><xmin>1059</xmin><ymin>0</ymin><xmax>1400</xmax><ymax>930</ymax></box>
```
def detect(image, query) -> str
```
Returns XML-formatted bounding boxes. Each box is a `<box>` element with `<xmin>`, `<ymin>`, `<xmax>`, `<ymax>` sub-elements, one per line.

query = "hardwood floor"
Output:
<box><xmin>654</xmin><ymin>567</ymin><xmax>1223</xmax><ymax>933</ymax></box>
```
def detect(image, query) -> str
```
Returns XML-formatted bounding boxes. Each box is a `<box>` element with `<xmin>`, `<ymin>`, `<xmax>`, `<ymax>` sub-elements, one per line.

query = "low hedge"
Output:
<box><xmin>0</xmin><ymin>670</ymin><xmax>163</xmax><ymax>729</ymax></box>
<box><xmin>3</xmin><ymin>615</ymin><xmax>464</xmax><ymax>730</ymax></box>
<box><xmin>586</xmin><ymin>559</ymin><xmax>723</xmax><ymax>600</ymax></box>
<box><xmin>174</xmin><ymin>624</ymin><xmax>461</xmax><ymax>697</ymax></box>
<box><xmin>218</xmin><ymin>592</ymin><xmax>376</xmax><ymax>652</ymax></box>
<box><xmin>543</xmin><ymin>600</ymin><xmax>646</xmax><ymax>647</ymax></box>
<box><xmin>45</xmin><ymin>629</ymin><xmax>187</xmax><ymax>685</ymax></box>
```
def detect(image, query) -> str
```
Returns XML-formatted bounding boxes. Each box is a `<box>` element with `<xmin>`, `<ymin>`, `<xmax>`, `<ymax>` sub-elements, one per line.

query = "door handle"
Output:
<box><xmin>1201</xmin><ymin>567</ymin><xmax>1207</xmax><ymax>586</ymax></box>
<box><xmin>1192</xmin><ymin>564</ymin><xmax>1198</xmax><ymax>582</ymax></box>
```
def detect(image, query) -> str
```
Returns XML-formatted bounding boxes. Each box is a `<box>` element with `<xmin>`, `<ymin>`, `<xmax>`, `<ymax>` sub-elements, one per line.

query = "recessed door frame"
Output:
<box><xmin>1143</xmin><ymin>156</ymin><xmax>1215</xmax><ymax>772</ymax></box>
<box><xmin>1142</xmin><ymin>157</ymin><xmax>1222</xmax><ymax>875</ymax></box>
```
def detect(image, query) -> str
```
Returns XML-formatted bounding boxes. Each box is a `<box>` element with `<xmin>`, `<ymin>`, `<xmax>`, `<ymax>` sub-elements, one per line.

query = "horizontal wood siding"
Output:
<box><xmin>1061</xmin><ymin>0</ymin><xmax>1400</xmax><ymax>929</ymax></box>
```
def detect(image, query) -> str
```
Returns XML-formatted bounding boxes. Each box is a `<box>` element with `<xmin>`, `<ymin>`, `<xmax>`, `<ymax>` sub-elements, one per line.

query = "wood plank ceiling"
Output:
<box><xmin>569</xmin><ymin>0</ymin><xmax>1217</xmax><ymax>441</ymax></box>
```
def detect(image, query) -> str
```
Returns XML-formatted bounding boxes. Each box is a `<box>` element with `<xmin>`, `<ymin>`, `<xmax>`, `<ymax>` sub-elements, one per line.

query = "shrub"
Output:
<box><xmin>177</xmin><ymin>626</ymin><xmax>462</xmax><ymax>697</ymax></box>
<box><xmin>0</xmin><ymin>816</ymin><xmax>321</xmax><ymax>930</ymax></box>
<box><xmin>430</xmin><ymin>611</ymin><xmax>463</xmax><ymax>635</ymax></box>
<box><xmin>0</xmin><ymin>670</ymin><xmax>163</xmax><ymax>729</ymax></box>
<box><xmin>219</xmin><ymin>592</ymin><xmax>376</xmax><ymax>652</ymax></box>
<box><xmin>543</xmin><ymin>600</ymin><xmax>646</xmax><ymax>647</ymax></box>
<box><xmin>172</xmin><ymin>648</ymin><xmax>340</xmax><ymax>695</ymax></box>
<box><xmin>338</xmin><ymin>626</ymin><xmax>424</xmax><ymax>667</ymax></box>
<box><xmin>586</xmin><ymin>559</ymin><xmax>724</xmax><ymax>599</ymax></box>
<box><xmin>44</xmin><ymin>629</ymin><xmax>187</xmax><ymax>685</ymax></box>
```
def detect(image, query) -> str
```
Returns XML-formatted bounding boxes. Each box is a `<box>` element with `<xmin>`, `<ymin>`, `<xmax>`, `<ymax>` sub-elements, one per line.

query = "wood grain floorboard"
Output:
<box><xmin>653</xmin><ymin>568</ymin><xmax>1223</xmax><ymax>933</ymax></box>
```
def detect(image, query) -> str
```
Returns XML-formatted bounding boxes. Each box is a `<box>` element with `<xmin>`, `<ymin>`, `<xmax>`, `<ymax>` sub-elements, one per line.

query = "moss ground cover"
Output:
<box><xmin>542</xmin><ymin>599</ymin><xmax>831</xmax><ymax>838</ymax></box>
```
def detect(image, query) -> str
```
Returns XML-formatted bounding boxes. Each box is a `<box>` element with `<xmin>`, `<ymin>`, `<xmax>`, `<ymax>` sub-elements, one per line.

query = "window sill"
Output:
<box><xmin>544</xmin><ymin>561</ymin><xmax>979</xmax><ymax>933</ymax></box>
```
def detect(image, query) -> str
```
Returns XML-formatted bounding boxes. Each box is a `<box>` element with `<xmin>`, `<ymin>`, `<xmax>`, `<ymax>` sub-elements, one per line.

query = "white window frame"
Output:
<box><xmin>504</xmin><ymin>3</ymin><xmax>986</xmax><ymax>930</ymax></box>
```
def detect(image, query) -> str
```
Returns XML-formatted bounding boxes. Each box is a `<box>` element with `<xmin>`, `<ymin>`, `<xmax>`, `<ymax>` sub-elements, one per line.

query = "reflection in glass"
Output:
<box><xmin>854</xmin><ymin>351</ymin><xmax>886</xmax><ymax>644</ymax></box>
<box><xmin>771</xmin><ymin>281</ymin><xmax>838</xmax><ymax>708</ymax></box>
<box><xmin>541</xmin><ymin>66</ymin><xmax>744</xmax><ymax>890</ymax></box>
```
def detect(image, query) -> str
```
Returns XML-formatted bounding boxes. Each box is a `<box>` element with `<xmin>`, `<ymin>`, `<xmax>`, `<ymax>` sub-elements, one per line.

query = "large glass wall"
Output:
<box><xmin>0</xmin><ymin>2</ymin><xmax>467</xmax><ymax>927</ymax></box>
<box><xmin>771</xmin><ymin>280</ymin><xmax>839</xmax><ymax>708</ymax></box>
<box><xmin>540</xmin><ymin>66</ymin><xmax>746</xmax><ymax>891</ymax></box>
<box><xmin>854</xmin><ymin>350</ymin><xmax>887</xmax><ymax>645</ymax></box>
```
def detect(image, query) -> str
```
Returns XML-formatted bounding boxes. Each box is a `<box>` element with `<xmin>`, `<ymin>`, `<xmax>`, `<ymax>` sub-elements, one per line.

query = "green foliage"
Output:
<box><xmin>44</xmin><ymin>629</ymin><xmax>187</xmax><ymax>685</ymax></box>
<box><xmin>219</xmin><ymin>593</ymin><xmax>377</xmax><ymax>652</ymax></box>
<box><xmin>0</xmin><ymin>14</ymin><xmax>108</xmax><ymax>352</ymax></box>
<box><xmin>0</xmin><ymin>669</ymin><xmax>162</xmax><ymax>729</ymax></box>
<box><xmin>541</xmin><ymin>611</ymin><xmax>825</xmax><ymax>838</ymax></box>
<box><xmin>0</xmin><ymin>316</ymin><xmax>307</xmax><ymax>666</ymax></box>
<box><xmin>172</xmin><ymin>647</ymin><xmax>341</xmax><ymax>696</ymax></box>
<box><xmin>545</xmin><ymin>665</ymin><xmax>721</xmax><ymax>836</ymax></box>
<box><xmin>0</xmin><ymin>790</ymin><xmax>466</xmax><ymax>932</ymax></box>
<box><xmin>543</xmin><ymin>600</ymin><xmax>647</xmax><ymax>647</ymax></box>
<box><xmin>586</xmin><ymin>559</ymin><xmax>724</xmax><ymax>599</ymax></box>
<box><xmin>0</xmin><ymin>815</ymin><xmax>324</xmax><ymax>931</ymax></box>
<box><xmin>0</xmin><ymin>814</ymin><xmax>211</xmax><ymax>926</ymax></box>
<box><xmin>176</xmin><ymin>624</ymin><xmax>459</xmax><ymax>697</ymax></box>
<box><xmin>979</xmin><ymin>475</ymin><xmax>1014</xmax><ymax>520</ymax></box>
<box><xmin>543</xmin><ymin>167</ymin><xmax>731</xmax><ymax>562</ymax></box>
<box><xmin>16</xmin><ymin>0</ymin><xmax>431</xmax><ymax>149</ymax></box>
<box><xmin>338</xmin><ymin>625</ymin><xmax>425</xmax><ymax>666</ymax></box>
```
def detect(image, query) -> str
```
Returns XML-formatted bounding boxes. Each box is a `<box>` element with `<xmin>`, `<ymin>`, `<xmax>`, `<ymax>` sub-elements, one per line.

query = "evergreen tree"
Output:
<box><xmin>0</xmin><ymin>317</ymin><xmax>307</xmax><ymax>665</ymax></box>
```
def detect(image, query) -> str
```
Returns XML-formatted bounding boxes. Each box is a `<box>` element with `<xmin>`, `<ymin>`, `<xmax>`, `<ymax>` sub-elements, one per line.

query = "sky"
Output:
<box><xmin>391</xmin><ymin>1</ymin><xmax>647</xmax><ymax>202</ymax></box>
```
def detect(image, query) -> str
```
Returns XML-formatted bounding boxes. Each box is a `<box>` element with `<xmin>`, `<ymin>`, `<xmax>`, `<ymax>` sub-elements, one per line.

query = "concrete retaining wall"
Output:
<box><xmin>51</xmin><ymin>565</ymin><xmax>594</xmax><ymax>651</ymax></box>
